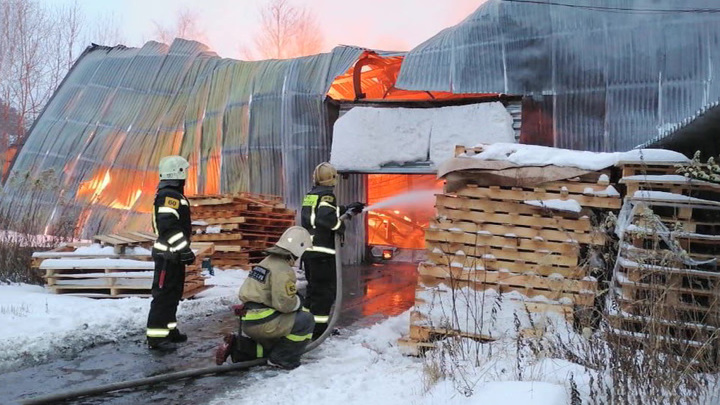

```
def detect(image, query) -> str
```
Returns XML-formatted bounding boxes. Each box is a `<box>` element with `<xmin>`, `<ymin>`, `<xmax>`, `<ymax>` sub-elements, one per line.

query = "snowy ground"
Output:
<box><xmin>3</xmin><ymin>269</ymin><xmax>717</xmax><ymax>404</ymax></box>
<box><xmin>0</xmin><ymin>269</ymin><xmax>247</xmax><ymax>371</ymax></box>
<box><xmin>210</xmin><ymin>311</ymin><xmax>573</xmax><ymax>405</ymax></box>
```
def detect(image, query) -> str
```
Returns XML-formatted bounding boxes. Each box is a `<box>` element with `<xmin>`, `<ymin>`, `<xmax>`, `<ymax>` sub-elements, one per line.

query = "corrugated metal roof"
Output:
<box><xmin>3</xmin><ymin>40</ymin><xmax>363</xmax><ymax>236</ymax></box>
<box><xmin>397</xmin><ymin>0</ymin><xmax>720</xmax><ymax>152</ymax></box>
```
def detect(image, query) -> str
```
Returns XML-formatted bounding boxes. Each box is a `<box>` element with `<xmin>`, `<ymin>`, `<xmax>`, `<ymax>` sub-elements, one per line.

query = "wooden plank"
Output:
<box><xmin>418</xmin><ymin>263</ymin><xmax>595</xmax><ymax>293</ymax></box>
<box><xmin>425</xmin><ymin>228</ymin><xmax>581</xmax><ymax>256</ymax></box>
<box><xmin>436</xmin><ymin>205</ymin><xmax>591</xmax><ymax>233</ymax></box>
<box><xmin>426</xmin><ymin>251</ymin><xmax>587</xmax><ymax>278</ymax></box>
<box><xmin>437</xmin><ymin>194</ymin><xmax>567</xmax><ymax>216</ymax></box>
<box><xmin>431</xmin><ymin>218</ymin><xmax>605</xmax><ymax>245</ymax></box>
<box><xmin>425</xmin><ymin>240</ymin><xmax>578</xmax><ymax>267</ymax></box>
<box><xmin>192</xmin><ymin>234</ymin><xmax>243</xmax><ymax>241</ymax></box>
<box><xmin>456</xmin><ymin>184</ymin><xmax>621</xmax><ymax>209</ymax></box>
<box><xmin>188</xmin><ymin>197</ymin><xmax>235</xmax><ymax>206</ymax></box>
<box><xmin>193</xmin><ymin>217</ymin><xmax>247</xmax><ymax>225</ymax></box>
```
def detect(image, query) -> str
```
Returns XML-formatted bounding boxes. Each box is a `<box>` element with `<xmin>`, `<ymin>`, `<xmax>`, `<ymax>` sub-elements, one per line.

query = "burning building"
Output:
<box><xmin>3</xmin><ymin>0</ymin><xmax>719</xmax><ymax>264</ymax></box>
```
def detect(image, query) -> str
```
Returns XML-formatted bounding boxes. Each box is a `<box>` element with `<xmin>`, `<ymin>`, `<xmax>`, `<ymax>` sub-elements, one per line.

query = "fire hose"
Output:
<box><xmin>21</xmin><ymin>229</ymin><xmax>348</xmax><ymax>405</ymax></box>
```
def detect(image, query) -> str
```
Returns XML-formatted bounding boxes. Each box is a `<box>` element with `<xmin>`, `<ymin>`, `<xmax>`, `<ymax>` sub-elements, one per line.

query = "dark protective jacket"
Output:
<box><xmin>152</xmin><ymin>181</ymin><xmax>192</xmax><ymax>255</ymax></box>
<box><xmin>300</xmin><ymin>185</ymin><xmax>345</xmax><ymax>255</ymax></box>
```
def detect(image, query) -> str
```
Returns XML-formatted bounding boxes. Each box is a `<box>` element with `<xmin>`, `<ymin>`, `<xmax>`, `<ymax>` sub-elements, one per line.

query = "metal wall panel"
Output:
<box><xmin>397</xmin><ymin>0</ymin><xmax>720</xmax><ymax>152</ymax></box>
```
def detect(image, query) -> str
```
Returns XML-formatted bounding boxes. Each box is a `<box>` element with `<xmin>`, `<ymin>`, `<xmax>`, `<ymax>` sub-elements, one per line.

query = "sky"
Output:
<box><xmin>44</xmin><ymin>0</ymin><xmax>486</xmax><ymax>59</ymax></box>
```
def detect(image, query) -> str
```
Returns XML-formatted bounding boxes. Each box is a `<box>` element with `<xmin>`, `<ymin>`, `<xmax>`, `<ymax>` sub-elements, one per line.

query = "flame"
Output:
<box><xmin>109</xmin><ymin>188</ymin><xmax>142</xmax><ymax>210</ymax></box>
<box><xmin>77</xmin><ymin>169</ymin><xmax>111</xmax><ymax>202</ymax></box>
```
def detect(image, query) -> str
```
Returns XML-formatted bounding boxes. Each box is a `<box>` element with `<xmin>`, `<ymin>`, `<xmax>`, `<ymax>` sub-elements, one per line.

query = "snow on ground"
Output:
<box><xmin>331</xmin><ymin>102</ymin><xmax>514</xmax><ymax>170</ymax></box>
<box><xmin>468</xmin><ymin>143</ymin><xmax>689</xmax><ymax>170</ymax></box>
<box><xmin>211</xmin><ymin>311</ymin><xmax>575</xmax><ymax>405</ymax></box>
<box><xmin>0</xmin><ymin>269</ymin><xmax>248</xmax><ymax>371</ymax></box>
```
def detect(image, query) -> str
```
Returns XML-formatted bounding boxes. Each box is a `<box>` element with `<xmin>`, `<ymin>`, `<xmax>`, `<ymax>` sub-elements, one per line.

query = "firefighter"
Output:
<box><xmin>146</xmin><ymin>155</ymin><xmax>196</xmax><ymax>351</ymax></box>
<box><xmin>216</xmin><ymin>226</ymin><xmax>315</xmax><ymax>369</ymax></box>
<box><xmin>300</xmin><ymin>162</ymin><xmax>364</xmax><ymax>339</ymax></box>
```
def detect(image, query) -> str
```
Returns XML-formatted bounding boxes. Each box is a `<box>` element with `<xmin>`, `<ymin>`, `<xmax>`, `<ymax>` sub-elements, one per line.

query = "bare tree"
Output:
<box><xmin>153</xmin><ymin>8</ymin><xmax>207</xmax><ymax>45</ymax></box>
<box><xmin>0</xmin><ymin>0</ymin><xmax>83</xmax><ymax>145</ymax></box>
<box><xmin>252</xmin><ymin>0</ymin><xmax>324</xmax><ymax>60</ymax></box>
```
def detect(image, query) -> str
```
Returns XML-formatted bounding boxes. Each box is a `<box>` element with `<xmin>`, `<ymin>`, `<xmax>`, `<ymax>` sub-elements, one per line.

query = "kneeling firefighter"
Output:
<box><xmin>216</xmin><ymin>226</ymin><xmax>314</xmax><ymax>369</ymax></box>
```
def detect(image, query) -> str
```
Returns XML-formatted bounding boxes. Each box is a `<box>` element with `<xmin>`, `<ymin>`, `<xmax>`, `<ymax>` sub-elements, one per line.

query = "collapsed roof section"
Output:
<box><xmin>3</xmin><ymin>40</ymin><xmax>363</xmax><ymax>235</ymax></box>
<box><xmin>397</xmin><ymin>0</ymin><xmax>720</xmax><ymax>153</ymax></box>
<box><xmin>327</xmin><ymin>50</ymin><xmax>498</xmax><ymax>102</ymax></box>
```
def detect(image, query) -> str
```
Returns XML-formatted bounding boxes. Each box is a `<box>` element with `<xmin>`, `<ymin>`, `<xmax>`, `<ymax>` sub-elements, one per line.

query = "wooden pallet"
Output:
<box><xmin>426</xmin><ymin>251</ymin><xmax>587</xmax><ymax>278</ymax></box>
<box><xmin>430</xmin><ymin>218</ymin><xmax>604</xmax><ymax>245</ymax></box>
<box><xmin>607</xmin><ymin>312</ymin><xmax>718</xmax><ymax>343</ymax></box>
<box><xmin>617</xmin><ymin>280</ymin><xmax>720</xmax><ymax>311</ymax></box>
<box><xmin>425</xmin><ymin>228</ymin><xmax>581</xmax><ymax>256</ymax></box>
<box><xmin>426</xmin><ymin>241</ymin><xmax>578</xmax><ymax>267</ymax></box>
<box><xmin>455</xmin><ymin>184</ymin><xmax>621</xmax><ymax>210</ymax></box>
<box><xmin>418</xmin><ymin>263</ymin><xmax>595</xmax><ymax>293</ymax></box>
<box><xmin>618</xmin><ymin>162</ymin><xmax>681</xmax><ymax>177</ymax></box>
<box><xmin>419</xmin><ymin>275</ymin><xmax>595</xmax><ymax>306</ymax></box>
<box><xmin>38</xmin><ymin>243</ymin><xmax>214</xmax><ymax>299</ymax></box>
<box><xmin>617</xmin><ymin>296</ymin><xmax>720</xmax><ymax>328</ymax></box>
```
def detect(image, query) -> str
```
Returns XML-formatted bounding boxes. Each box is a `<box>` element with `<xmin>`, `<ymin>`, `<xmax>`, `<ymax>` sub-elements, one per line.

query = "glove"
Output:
<box><xmin>346</xmin><ymin>202</ymin><xmax>365</xmax><ymax>215</ymax></box>
<box><xmin>178</xmin><ymin>246</ymin><xmax>196</xmax><ymax>265</ymax></box>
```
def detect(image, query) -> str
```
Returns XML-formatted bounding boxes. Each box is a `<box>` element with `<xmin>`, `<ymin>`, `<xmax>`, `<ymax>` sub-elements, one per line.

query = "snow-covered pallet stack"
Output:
<box><xmin>189</xmin><ymin>193</ymin><xmax>296</xmax><ymax>269</ymax></box>
<box><xmin>610</xmin><ymin>161</ymin><xmax>720</xmax><ymax>365</ymax></box>
<box><xmin>33</xmin><ymin>240</ymin><xmax>214</xmax><ymax>298</ymax></box>
<box><xmin>404</xmin><ymin>146</ymin><xmax>622</xmax><ymax>352</ymax></box>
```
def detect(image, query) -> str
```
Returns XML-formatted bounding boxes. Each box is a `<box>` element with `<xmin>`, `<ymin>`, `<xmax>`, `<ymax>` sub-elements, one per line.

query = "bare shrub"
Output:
<box><xmin>0</xmin><ymin>170</ymin><xmax>78</xmax><ymax>284</ymax></box>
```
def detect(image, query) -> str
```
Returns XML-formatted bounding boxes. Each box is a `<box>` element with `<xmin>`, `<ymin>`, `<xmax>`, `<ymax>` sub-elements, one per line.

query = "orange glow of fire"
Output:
<box><xmin>77</xmin><ymin>169</ymin><xmax>142</xmax><ymax>210</ymax></box>
<box><xmin>77</xmin><ymin>169</ymin><xmax>111</xmax><ymax>202</ymax></box>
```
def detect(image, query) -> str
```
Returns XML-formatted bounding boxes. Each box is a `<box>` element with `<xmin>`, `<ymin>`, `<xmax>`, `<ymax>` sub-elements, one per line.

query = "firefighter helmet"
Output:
<box><xmin>159</xmin><ymin>156</ymin><xmax>190</xmax><ymax>180</ymax></box>
<box><xmin>313</xmin><ymin>162</ymin><xmax>338</xmax><ymax>186</ymax></box>
<box><xmin>275</xmin><ymin>226</ymin><xmax>312</xmax><ymax>258</ymax></box>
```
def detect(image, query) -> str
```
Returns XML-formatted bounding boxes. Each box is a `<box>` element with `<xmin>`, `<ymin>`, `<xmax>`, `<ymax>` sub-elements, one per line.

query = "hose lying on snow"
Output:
<box><xmin>21</xmin><ymin>233</ymin><xmax>346</xmax><ymax>405</ymax></box>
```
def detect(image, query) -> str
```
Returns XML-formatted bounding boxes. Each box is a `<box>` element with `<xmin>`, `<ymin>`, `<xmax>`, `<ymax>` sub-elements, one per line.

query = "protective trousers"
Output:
<box><xmin>301</xmin><ymin>252</ymin><xmax>336</xmax><ymax>339</ymax></box>
<box><xmin>242</xmin><ymin>311</ymin><xmax>314</xmax><ymax>369</ymax></box>
<box><xmin>146</xmin><ymin>256</ymin><xmax>186</xmax><ymax>341</ymax></box>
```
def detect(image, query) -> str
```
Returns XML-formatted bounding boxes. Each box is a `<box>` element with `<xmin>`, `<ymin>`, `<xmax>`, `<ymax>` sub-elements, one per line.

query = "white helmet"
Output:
<box><xmin>159</xmin><ymin>156</ymin><xmax>190</xmax><ymax>180</ymax></box>
<box><xmin>275</xmin><ymin>226</ymin><xmax>312</xmax><ymax>258</ymax></box>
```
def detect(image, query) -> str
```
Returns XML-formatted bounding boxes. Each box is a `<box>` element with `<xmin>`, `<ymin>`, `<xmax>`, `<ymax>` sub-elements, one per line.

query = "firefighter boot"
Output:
<box><xmin>168</xmin><ymin>328</ymin><xmax>188</xmax><ymax>343</ymax></box>
<box><xmin>147</xmin><ymin>337</ymin><xmax>177</xmax><ymax>352</ymax></box>
<box><xmin>215</xmin><ymin>333</ymin><xmax>236</xmax><ymax>365</ymax></box>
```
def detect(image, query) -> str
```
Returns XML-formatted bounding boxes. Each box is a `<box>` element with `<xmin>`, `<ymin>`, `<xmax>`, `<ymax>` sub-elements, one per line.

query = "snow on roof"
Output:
<box><xmin>331</xmin><ymin>102</ymin><xmax>515</xmax><ymax>171</ymax></box>
<box><xmin>468</xmin><ymin>143</ymin><xmax>689</xmax><ymax>171</ymax></box>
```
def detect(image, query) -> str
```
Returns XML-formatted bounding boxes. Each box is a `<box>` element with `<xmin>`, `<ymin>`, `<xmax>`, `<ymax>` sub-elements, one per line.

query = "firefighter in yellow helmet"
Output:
<box><xmin>215</xmin><ymin>226</ymin><xmax>315</xmax><ymax>369</ymax></box>
<box><xmin>300</xmin><ymin>162</ymin><xmax>364</xmax><ymax>339</ymax></box>
<box><xmin>146</xmin><ymin>155</ymin><xmax>196</xmax><ymax>351</ymax></box>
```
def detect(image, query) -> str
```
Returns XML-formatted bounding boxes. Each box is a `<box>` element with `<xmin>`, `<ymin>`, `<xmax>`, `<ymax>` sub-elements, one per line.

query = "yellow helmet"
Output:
<box><xmin>313</xmin><ymin>162</ymin><xmax>338</xmax><ymax>186</ymax></box>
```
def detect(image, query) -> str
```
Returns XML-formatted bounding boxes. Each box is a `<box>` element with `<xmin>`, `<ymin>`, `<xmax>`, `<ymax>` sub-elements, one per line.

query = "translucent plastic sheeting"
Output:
<box><xmin>3</xmin><ymin>40</ymin><xmax>363</xmax><ymax>237</ymax></box>
<box><xmin>396</xmin><ymin>0</ymin><xmax>720</xmax><ymax>153</ymax></box>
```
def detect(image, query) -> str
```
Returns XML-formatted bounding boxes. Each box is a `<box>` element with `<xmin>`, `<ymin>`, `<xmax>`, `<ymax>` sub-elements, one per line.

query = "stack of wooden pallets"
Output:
<box><xmin>33</xmin><ymin>232</ymin><xmax>214</xmax><ymax>298</ymax></box>
<box><xmin>610</xmin><ymin>161</ymin><xmax>720</xmax><ymax>366</ymax></box>
<box><xmin>405</xmin><ymin>145</ymin><xmax>622</xmax><ymax>353</ymax></box>
<box><xmin>188</xmin><ymin>193</ymin><xmax>296</xmax><ymax>269</ymax></box>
